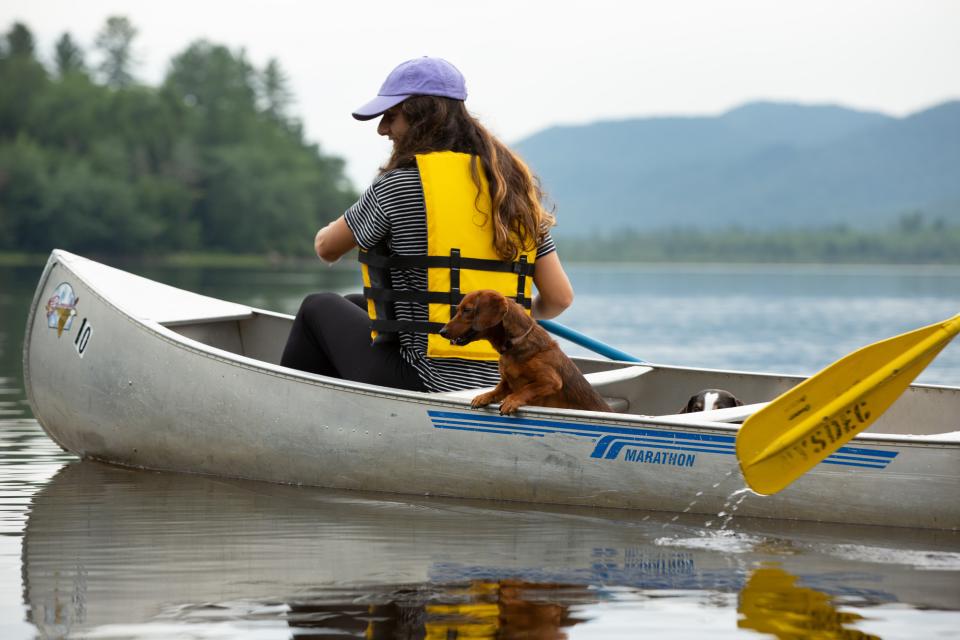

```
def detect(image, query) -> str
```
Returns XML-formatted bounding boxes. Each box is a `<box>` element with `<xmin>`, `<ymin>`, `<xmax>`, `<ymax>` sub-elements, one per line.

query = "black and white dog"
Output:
<box><xmin>680</xmin><ymin>389</ymin><xmax>743</xmax><ymax>413</ymax></box>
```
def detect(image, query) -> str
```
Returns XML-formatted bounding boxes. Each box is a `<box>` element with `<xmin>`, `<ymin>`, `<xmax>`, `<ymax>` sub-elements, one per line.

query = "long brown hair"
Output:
<box><xmin>381</xmin><ymin>96</ymin><xmax>555</xmax><ymax>261</ymax></box>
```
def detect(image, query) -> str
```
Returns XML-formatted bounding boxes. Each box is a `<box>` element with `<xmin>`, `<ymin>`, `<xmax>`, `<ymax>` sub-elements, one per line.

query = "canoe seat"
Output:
<box><xmin>584</xmin><ymin>365</ymin><xmax>653</xmax><ymax>412</ymax></box>
<box><xmin>435</xmin><ymin>365</ymin><xmax>652</xmax><ymax>414</ymax></box>
<box><xmin>582</xmin><ymin>365</ymin><xmax>653</xmax><ymax>387</ymax></box>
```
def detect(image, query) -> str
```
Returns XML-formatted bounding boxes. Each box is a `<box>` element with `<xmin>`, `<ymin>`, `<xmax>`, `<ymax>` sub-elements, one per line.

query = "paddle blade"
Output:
<box><xmin>737</xmin><ymin>314</ymin><xmax>960</xmax><ymax>495</ymax></box>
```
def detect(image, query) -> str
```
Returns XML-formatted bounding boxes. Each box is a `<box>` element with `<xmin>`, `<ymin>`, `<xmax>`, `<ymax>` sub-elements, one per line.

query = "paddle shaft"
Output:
<box><xmin>538</xmin><ymin>319</ymin><xmax>646</xmax><ymax>363</ymax></box>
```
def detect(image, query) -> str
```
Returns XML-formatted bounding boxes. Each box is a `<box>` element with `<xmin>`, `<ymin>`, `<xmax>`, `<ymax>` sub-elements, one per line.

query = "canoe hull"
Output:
<box><xmin>24</xmin><ymin>251</ymin><xmax>960</xmax><ymax>529</ymax></box>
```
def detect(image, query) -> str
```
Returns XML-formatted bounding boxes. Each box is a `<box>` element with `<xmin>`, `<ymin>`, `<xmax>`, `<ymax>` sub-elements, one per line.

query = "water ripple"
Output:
<box><xmin>0</xmin><ymin>420</ymin><xmax>76</xmax><ymax>538</ymax></box>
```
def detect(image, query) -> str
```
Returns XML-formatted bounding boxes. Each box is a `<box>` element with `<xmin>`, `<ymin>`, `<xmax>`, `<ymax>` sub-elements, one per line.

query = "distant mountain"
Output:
<box><xmin>515</xmin><ymin>101</ymin><xmax>960</xmax><ymax>235</ymax></box>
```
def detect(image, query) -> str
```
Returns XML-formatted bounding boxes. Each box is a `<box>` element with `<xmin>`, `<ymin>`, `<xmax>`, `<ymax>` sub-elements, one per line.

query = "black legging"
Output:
<box><xmin>280</xmin><ymin>292</ymin><xmax>426</xmax><ymax>391</ymax></box>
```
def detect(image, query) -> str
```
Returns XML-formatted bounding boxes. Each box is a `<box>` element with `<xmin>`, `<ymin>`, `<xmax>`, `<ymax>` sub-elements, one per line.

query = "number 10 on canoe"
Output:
<box><xmin>736</xmin><ymin>313</ymin><xmax>960</xmax><ymax>496</ymax></box>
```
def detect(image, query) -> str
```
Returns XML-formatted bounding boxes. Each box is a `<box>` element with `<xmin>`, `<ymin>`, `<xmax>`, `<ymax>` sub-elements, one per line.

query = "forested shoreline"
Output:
<box><xmin>5</xmin><ymin>216</ymin><xmax>956</xmax><ymax>267</ymax></box>
<box><xmin>1</xmin><ymin>18</ymin><xmax>956</xmax><ymax>265</ymax></box>
<box><xmin>555</xmin><ymin>213</ymin><xmax>960</xmax><ymax>264</ymax></box>
<box><xmin>0</xmin><ymin>18</ymin><xmax>356</xmax><ymax>257</ymax></box>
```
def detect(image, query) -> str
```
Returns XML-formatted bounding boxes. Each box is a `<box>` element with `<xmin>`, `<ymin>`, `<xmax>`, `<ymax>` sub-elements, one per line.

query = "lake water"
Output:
<box><xmin>1</xmin><ymin>260</ymin><xmax>959</xmax><ymax>639</ymax></box>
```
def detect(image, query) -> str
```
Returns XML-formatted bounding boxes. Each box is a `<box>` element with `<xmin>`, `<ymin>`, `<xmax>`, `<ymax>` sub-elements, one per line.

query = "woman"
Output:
<box><xmin>280</xmin><ymin>57</ymin><xmax>574</xmax><ymax>392</ymax></box>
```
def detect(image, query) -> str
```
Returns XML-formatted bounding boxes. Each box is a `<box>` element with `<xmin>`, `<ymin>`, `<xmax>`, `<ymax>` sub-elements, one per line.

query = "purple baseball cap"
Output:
<box><xmin>352</xmin><ymin>57</ymin><xmax>467</xmax><ymax>121</ymax></box>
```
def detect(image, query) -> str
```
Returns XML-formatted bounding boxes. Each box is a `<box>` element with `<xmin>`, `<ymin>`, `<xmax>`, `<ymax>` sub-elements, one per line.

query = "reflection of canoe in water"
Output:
<box><xmin>23</xmin><ymin>250</ymin><xmax>960</xmax><ymax>529</ymax></box>
<box><xmin>22</xmin><ymin>462</ymin><xmax>960</xmax><ymax>637</ymax></box>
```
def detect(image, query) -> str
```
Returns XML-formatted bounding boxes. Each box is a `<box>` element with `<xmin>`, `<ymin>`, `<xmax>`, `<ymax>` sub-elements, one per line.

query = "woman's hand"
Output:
<box><xmin>314</xmin><ymin>216</ymin><xmax>358</xmax><ymax>264</ymax></box>
<box><xmin>531</xmin><ymin>251</ymin><xmax>574</xmax><ymax>319</ymax></box>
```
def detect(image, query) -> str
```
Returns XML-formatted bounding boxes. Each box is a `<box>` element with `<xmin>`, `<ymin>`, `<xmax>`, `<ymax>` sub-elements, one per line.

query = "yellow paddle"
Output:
<box><xmin>736</xmin><ymin>312</ymin><xmax>960</xmax><ymax>495</ymax></box>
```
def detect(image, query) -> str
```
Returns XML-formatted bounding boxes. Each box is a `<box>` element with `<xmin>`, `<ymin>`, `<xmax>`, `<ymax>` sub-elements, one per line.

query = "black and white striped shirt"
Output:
<box><xmin>345</xmin><ymin>167</ymin><xmax>557</xmax><ymax>392</ymax></box>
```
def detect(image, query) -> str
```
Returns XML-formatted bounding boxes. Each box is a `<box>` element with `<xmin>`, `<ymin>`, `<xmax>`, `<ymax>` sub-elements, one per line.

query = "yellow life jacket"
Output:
<box><xmin>359</xmin><ymin>151</ymin><xmax>537</xmax><ymax>361</ymax></box>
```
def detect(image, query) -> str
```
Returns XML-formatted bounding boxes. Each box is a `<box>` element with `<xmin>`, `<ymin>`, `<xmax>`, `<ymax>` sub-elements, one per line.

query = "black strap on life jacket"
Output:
<box><xmin>359</xmin><ymin>248</ymin><xmax>535</xmax><ymax>335</ymax></box>
<box><xmin>515</xmin><ymin>255</ymin><xmax>529</xmax><ymax>307</ymax></box>
<box><xmin>449</xmin><ymin>248</ymin><xmax>461</xmax><ymax>320</ymax></box>
<box><xmin>359</xmin><ymin>251</ymin><xmax>536</xmax><ymax>276</ymax></box>
<box><xmin>362</xmin><ymin>244</ymin><xmax>399</xmax><ymax>345</ymax></box>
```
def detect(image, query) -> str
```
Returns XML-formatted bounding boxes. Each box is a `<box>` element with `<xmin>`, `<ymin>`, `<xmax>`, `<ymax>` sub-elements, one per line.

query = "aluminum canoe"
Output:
<box><xmin>22</xmin><ymin>250</ymin><xmax>960</xmax><ymax>529</ymax></box>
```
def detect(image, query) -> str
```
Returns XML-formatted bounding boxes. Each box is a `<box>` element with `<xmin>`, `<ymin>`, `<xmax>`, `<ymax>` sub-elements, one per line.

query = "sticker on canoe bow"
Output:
<box><xmin>45</xmin><ymin>282</ymin><xmax>79</xmax><ymax>337</ymax></box>
<box><xmin>427</xmin><ymin>410</ymin><xmax>898</xmax><ymax>471</ymax></box>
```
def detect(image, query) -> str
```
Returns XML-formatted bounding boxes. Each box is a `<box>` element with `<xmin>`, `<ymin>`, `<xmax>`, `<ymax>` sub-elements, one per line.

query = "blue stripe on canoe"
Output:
<box><xmin>431</xmin><ymin>418</ymin><xmax>599</xmax><ymax>438</ymax></box>
<box><xmin>834</xmin><ymin>445</ymin><xmax>898</xmax><ymax>459</ymax></box>
<box><xmin>432</xmin><ymin>419</ymin><xmax>738</xmax><ymax>453</ymax></box>
<box><xmin>591</xmin><ymin>434</ymin><xmax>735</xmax><ymax>459</ymax></box>
<box><xmin>828</xmin><ymin>453</ymin><xmax>893</xmax><ymax>464</ymax></box>
<box><xmin>428</xmin><ymin>410</ymin><xmax>736</xmax><ymax>443</ymax></box>
<box><xmin>820</xmin><ymin>459</ymin><xmax>889</xmax><ymax>469</ymax></box>
<box><xmin>432</xmin><ymin>418</ymin><xmax>736</xmax><ymax>452</ymax></box>
<box><xmin>600</xmin><ymin>440</ymin><xmax>736</xmax><ymax>459</ymax></box>
<box><xmin>426</xmin><ymin>410</ymin><xmax>898</xmax><ymax>469</ymax></box>
<box><xmin>436</xmin><ymin>425</ymin><xmax>546</xmax><ymax>437</ymax></box>
<box><xmin>432</xmin><ymin>420</ymin><xmax>597</xmax><ymax>438</ymax></box>
<box><xmin>599</xmin><ymin>439</ymin><xmax>734</xmax><ymax>454</ymax></box>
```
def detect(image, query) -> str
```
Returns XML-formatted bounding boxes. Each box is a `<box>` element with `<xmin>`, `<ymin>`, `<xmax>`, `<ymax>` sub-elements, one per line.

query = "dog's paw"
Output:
<box><xmin>471</xmin><ymin>392</ymin><xmax>495</xmax><ymax>408</ymax></box>
<box><xmin>499</xmin><ymin>397</ymin><xmax>524</xmax><ymax>415</ymax></box>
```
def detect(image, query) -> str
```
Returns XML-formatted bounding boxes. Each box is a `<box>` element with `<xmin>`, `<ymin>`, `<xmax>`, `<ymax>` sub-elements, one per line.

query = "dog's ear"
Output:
<box><xmin>680</xmin><ymin>395</ymin><xmax>701</xmax><ymax>414</ymax></box>
<box><xmin>501</xmin><ymin>298</ymin><xmax>531</xmax><ymax>340</ymax></box>
<box><xmin>472</xmin><ymin>291</ymin><xmax>508</xmax><ymax>331</ymax></box>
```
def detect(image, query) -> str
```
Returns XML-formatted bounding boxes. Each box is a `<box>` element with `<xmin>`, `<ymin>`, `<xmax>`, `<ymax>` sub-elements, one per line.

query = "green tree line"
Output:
<box><xmin>0</xmin><ymin>18</ymin><xmax>357</xmax><ymax>256</ymax></box>
<box><xmin>557</xmin><ymin>213</ymin><xmax>960</xmax><ymax>264</ymax></box>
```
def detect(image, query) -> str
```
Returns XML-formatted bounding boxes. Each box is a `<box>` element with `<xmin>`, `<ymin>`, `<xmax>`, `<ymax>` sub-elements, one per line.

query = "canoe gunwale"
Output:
<box><xmin>162</xmin><ymin>312</ymin><xmax>256</xmax><ymax>327</ymax></box>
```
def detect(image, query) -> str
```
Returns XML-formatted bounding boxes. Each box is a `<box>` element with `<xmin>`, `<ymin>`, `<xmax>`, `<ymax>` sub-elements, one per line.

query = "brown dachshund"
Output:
<box><xmin>439</xmin><ymin>290</ymin><xmax>612</xmax><ymax>415</ymax></box>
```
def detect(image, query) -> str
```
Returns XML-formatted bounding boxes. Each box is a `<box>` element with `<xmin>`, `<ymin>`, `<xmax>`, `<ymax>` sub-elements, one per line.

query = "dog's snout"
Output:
<box><xmin>438</xmin><ymin>326</ymin><xmax>449</xmax><ymax>338</ymax></box>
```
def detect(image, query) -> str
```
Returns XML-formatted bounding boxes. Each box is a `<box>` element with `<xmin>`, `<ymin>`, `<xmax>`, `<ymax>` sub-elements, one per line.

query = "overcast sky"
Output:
<box><xmin>4</xmin><ymin>0</ymin><xmax>959</xmax><ymax>188</ymax></box>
